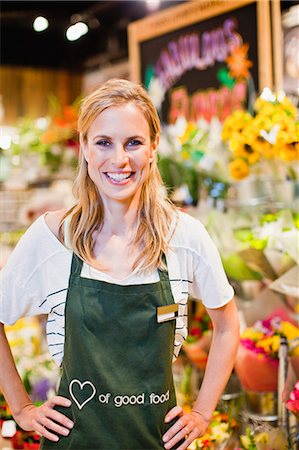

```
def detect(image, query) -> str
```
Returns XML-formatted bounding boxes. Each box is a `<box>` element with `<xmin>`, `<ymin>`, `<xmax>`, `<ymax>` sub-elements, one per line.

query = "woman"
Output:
<box><xmin>0</xmin><ymin>79</ymin><xmax>239</xmax><ymax>450</ymax></box>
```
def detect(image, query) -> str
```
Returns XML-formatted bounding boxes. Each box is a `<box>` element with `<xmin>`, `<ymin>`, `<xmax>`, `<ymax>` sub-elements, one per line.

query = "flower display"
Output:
<box><xmin>286</xmin><ymin>380</ymin><xmax>299</xmax><ymax>418</ymax></box>
<box><xmin>241</xmin><ymin>317</ymin><xmax>299</xmax><ymax>359</ymax></box>
<box><xmin>10</xmin><ymin>96</ymin><xmax>79</xmax><ymax>175</ymax></box>
<box><xmin>222</xmin><ymin>89</ymin><xmax>299</xmax><ymax>180</ymax></box>
<box><xmin>188</xmin><ymin>411</ymin><xmax>238</xmax><ymax>449</ymax></box>
<box><xmin>235</xmin><ymin>316</ymin><xmax>299</xmax><ymax>392</ymax></box>
<box><xmin>160</xmin><ymin>117</ymin><xmax>230</xmax><ymax>181</ymax></box>
<box><xmin>158</xmin><ymin>116</ymin><xmax>231</xmax><ymax>204</ymax></box>
<box><xmin>203</xmin><ymin>208</ymin><xmax>298</xmax><ymax>287</ymax></box>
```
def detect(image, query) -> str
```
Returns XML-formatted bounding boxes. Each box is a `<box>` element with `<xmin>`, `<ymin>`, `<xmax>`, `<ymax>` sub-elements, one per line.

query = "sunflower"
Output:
<box><xmin>229</xmin><ymin>158</ymin><xmax>250</xmax><ymax>180</ymax></box>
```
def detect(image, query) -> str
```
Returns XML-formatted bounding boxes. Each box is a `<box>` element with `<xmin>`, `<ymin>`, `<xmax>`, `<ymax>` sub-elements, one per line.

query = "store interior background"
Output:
<box><xmin>0</xmin><ymin>1</ymin><xmax>299</xmax><ymax>449</ymax></box>
<box><xmin>1</xmin><ymin>0</ymin><xmax>298</xmax><ymax>122</ymax></box>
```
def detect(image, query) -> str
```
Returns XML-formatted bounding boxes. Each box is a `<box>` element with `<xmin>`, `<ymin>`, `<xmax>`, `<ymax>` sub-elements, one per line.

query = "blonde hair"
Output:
<box><xmin>60</xmin><ymin>78</ymin><xmax>177</xmax><ymax>271</ymax></box>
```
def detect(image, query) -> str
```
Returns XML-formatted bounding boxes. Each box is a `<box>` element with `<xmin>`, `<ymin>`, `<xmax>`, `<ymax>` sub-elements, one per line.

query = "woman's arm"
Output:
<box><xmin>0</xmin><ymin>322</ymin><xmax>74</xmax><ymax>442</ymax></box>
<box><xmin>162</xmin><ymin>298</ymin><xmax>240</xmax><ymax>450</ymax></box>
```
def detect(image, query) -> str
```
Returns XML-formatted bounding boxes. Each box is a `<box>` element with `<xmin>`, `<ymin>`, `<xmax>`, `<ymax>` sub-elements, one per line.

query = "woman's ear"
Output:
<box><xmin>79</xmin><ymin>134</ymin><xmax>89</xmax><ymax>162</ymax></box>
<box><xmin>149</xmin><ymin>135</ymin><xmax>160</xmax><ymax>163</ymax></box>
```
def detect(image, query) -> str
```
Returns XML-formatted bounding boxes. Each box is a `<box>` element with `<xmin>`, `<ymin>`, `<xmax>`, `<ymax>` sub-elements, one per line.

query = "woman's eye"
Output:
<box><xmin>96</xmin><ymin>140</ymin><xmax>111</xmax><ymax>147</ymax></box>
<box><xmin>127</xmin><ymin>139</ymin><xmax>142</xmax><ymax>147</ymax></box>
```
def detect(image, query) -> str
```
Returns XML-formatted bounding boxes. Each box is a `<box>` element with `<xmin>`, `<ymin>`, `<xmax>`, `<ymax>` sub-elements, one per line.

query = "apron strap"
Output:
<box><xmin>158</xmin><ymin>253</ymin><xmax>172</xmax><ymax>289</ymax></box>
<box><xmin>70</xmin><ymin>253</ymin><xmax>84</xmax><ymax>278</ymax></box>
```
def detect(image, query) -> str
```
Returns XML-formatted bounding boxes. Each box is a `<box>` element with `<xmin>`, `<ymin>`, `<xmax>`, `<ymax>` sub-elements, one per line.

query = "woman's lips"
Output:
<box><xmin>104</xmin><ymin>172</ymin><xmax>135</xmax><ymax>184</ymax></box>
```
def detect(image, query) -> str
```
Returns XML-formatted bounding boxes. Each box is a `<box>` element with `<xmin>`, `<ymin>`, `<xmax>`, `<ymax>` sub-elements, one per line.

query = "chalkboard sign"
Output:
<box><xmin>129</xmin><ymin>0</ymin><xmax>273</xmax><ymax>124</ymax></box>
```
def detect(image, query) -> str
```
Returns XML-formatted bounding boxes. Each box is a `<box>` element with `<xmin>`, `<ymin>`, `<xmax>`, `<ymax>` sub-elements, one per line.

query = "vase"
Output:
<box><xmin>234</xmin><ymin>344</ymin><xmax>278</xmax><ymax>392</ymax></box>
<box><xmin>244</xmin><ymin>390</ymin><xmax>277</xmax><ymax>416</ymax></box>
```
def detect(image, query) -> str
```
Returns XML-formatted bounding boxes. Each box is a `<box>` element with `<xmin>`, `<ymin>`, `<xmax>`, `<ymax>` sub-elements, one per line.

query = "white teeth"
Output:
<box><xmin>106</xmin><ymin>172</ymin><xmax>132</xmax><ymax>182</ymax></box>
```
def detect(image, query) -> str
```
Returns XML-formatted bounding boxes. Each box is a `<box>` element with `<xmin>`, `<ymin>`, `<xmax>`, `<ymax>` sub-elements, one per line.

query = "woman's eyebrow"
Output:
<box><xmin>92</xmin><ymin>134</ymin><xmax>112</xmax><ymax>139</ymax></box>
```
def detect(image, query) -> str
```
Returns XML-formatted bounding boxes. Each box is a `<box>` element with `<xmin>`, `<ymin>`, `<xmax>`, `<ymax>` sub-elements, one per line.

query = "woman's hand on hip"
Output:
<box><xmin>162</xmin><ymin>406</ymin><xmax>209</xmax><ymax>449</ymax></box>
<box><xmin>14</xmin><ymin>396</ymin><xmax>74</xmax><ymax>442</ymax></box>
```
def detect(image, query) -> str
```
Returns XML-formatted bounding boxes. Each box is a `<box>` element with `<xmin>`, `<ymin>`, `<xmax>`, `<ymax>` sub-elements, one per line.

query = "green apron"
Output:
<box><xmin>41</xmin><ymin>254</ymin><xmax>185</xmax><ymax>450</ymax></box>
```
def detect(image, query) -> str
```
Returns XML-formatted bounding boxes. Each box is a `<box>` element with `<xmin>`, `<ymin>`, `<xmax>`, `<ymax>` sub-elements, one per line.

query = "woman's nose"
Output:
<box><xmin>111</xmin><ymin>145</ymin><xmax>129</xmax><ymax>166</ymax></box>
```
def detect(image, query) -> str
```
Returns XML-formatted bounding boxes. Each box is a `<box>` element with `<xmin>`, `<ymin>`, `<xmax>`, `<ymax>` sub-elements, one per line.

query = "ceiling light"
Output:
<box><xmin>146</xmin><ymin>0</ymin><xmax>160</xmax><ymax>11</ymax></box>
<box><xmin>33</xmin><ymin>16</ymin><xmax>49</xmax><ymax>32</ymax></box>
<box><xmin>66</xmin><ymin>22</ymin><xmax>89</xmax><ymax>41</ymax></box>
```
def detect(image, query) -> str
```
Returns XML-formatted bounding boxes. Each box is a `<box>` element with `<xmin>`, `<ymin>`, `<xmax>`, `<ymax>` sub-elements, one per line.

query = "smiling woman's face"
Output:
<box><xmin>82</xmin><ymin>102</ymin><xmax>157</xmax><ymax>207</ymax></box>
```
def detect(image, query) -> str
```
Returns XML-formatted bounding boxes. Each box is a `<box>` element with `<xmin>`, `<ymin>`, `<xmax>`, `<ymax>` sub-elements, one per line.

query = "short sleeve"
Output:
<box><xmin>0</xmin><ymin>215</ymin><xmax>71</xmax><ymax>325</ymax></box>
<box><xmin>188</xmin><ymin>220</ymin><xmax>234</xmax><ymax>309</ymax></box>
<box><xmin>0</xmin><ymin>270</ymin><xmax>43</xmax><ymax>325</ymax></box>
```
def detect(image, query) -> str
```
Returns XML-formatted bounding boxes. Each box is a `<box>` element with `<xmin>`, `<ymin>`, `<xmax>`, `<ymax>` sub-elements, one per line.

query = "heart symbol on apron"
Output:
<box><xmin>69</xmin><ymin>379</ymin><xmax>96</xmax><ymax>410</ymax></box>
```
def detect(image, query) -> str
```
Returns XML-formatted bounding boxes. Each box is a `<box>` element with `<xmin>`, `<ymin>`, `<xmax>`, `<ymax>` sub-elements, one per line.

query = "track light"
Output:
<box><xmin>33</xmin><ymin>16</ymin><xmax>49</xmax><ymax>32</ymax></box>
<box><xmin>146</xmin><ymin>0</ymin><xmax>160</xmax><ymax>11</ymax></box>
<box><xmin>66</xmin><ymin>21</ymin><xmax>89</xmax><ymax>41</ymax></box>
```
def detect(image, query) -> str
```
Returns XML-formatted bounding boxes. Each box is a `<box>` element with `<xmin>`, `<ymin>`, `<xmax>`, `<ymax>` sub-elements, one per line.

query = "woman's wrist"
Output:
<box><xmin>11</xmin><ymin>400</ymin><xmax>34</xmax><ymax>420</ymax></box>
<box><xmin>190</xmin><ymin>409</ymin><xmax>212</xmax><ymax>424</ymax></box>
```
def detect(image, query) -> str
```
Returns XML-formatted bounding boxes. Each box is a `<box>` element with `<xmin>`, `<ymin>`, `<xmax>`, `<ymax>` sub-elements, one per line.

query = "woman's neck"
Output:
<box><xmin>100</xmin><ymin>196</ymin><xmax>140</xmax><ymax>238</ymax></box>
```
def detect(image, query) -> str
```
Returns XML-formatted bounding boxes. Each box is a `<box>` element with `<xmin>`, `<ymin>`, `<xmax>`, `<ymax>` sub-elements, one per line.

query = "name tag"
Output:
<box><xmin>157</xmin><ymin>304</ymin><xmax>178</xmax><ymax>323</ymax></box>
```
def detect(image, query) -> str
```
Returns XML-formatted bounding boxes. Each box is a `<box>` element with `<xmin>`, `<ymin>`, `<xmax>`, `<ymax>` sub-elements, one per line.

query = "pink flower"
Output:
<box><xmin>286</xmin><ymin>381</ymin><xmax>299</xmax><ymax>415</ymax></box>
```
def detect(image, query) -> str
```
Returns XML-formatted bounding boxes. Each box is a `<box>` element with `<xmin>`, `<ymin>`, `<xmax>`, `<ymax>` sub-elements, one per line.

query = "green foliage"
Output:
<box><xmin>158</xmin><ymin>156</ymin><xmax>200</xmax><ymax>204</ymax></box>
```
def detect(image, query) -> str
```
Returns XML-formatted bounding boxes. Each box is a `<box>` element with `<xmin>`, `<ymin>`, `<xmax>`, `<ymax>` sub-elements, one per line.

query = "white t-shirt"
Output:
<box><xmin>0</xmin><ymin>211</ymin><xmax>234</xmax><ymax>365</ymax></box>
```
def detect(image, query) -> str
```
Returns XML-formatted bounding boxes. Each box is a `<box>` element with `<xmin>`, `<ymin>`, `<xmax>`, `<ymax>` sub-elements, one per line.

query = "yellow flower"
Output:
<box><xmin>281</xmin><ymin>322</ymin><xmax>299</xmax><ymax>341</ymax></box>
<box><xmin>222</xmin><ymin>91</ymin><xmax>298</xmax><ymax>180</ymax></box>
<box><xmin>246</xmin><ymin>149</ymin><xmax>260</xmax><ymax>165</ymax></box>
<box><xmin>179</xmin><ymin>122</ymin><xmax>197</xmax><ymax>145</ymax></box>
<box><xmin>210</xmin><ymin>423</ymin><xmax>230</xmax><ymax>442</ymax></box>
<box><xmin>222</xmin><ymin>110</ymin><xmax>252</xmax><ymax>141</ymax></box>
<box><xmin>229</xmin><ymin>159</ymin><xmax>250</xmax><ymax>180</ymax></box>
<box><xmin>253</xmin><ymin>138</ymin><xmax>275</xmax><ymax>159</ymax></box>
<box><xmin>241</xmin><ymin>329</ymin><xmax>264</xmax><ymax>341</ymax></box>
<box><xmin>256</xmin><ymin>335</ymin><xmax>280</xmax><ymax>355</ymax></box>
<box><xmin>253</xmin><ymin>115</ymin><xmax>273</xmax><ymax>131</ymax></box>
<box><xmin>255</xmin><ymin>432</ymin><xmax>270</xmax><ymax>444</ymax></box>
<box><xmin>229</xmin><ymin>137</ymin><xmax>246</xmax><ymax>154</ymax></box>
<box><xmin>240</xmin><ymin>435</ymin><xmax>250</xmax><ymax>449</ymax></box>
<box><xmin>278</xmin><ymin>143</ymin><xmax>299</xmax><ymax>161</ymax></box>
<box><xmin>181</xmin><ymin>150</ymin><xmax>190</xmax><ymax>160</ymax></box>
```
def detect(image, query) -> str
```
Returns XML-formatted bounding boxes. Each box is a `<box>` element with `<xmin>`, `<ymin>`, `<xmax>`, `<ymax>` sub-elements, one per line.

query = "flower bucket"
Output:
<box><xmin>183</xmin><ymin>339</ymin><xmax>209</xmax><ymax>371</ymax></box>
<box><xmin>234</xmin><ymin>344</ymin><xmax>278</xmax><ymax>392</ymax></box>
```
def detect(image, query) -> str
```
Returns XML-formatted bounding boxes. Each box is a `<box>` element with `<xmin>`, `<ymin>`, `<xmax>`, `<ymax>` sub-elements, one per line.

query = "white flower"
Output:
<box><xmin>148</xmin><ymin>77</ymin><xmax>166</xmax><ymax>110</ymax></box>
<box><xmin>158</xmin><ymin>134</ymin><xmax>177</xmax><ymax>157</ymax></box>
<box><xmin>210</xmin><ymin>423</ymin><xmax>230</xmax><ymax>442</ymax></box>
<box><xmin>168</xmin><ymin>116</ymin><xmax>188</xmax><ymax>138</ymax></box>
